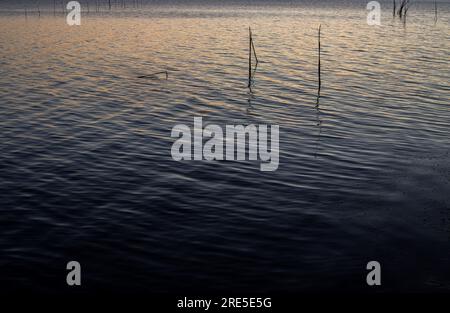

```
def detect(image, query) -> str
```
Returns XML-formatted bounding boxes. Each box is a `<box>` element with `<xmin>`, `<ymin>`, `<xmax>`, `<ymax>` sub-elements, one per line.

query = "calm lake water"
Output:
<box><xmin>1</xmin><ymin>1</ymin><xmax>450</xmax><ymax>293</ymax></box>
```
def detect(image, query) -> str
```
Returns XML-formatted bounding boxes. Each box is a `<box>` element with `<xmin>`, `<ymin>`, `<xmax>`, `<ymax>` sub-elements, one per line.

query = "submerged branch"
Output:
<box><xmin>138</xmin><ymin>71</ymin><xmax>168</xmax><ymax>80</ymax></box>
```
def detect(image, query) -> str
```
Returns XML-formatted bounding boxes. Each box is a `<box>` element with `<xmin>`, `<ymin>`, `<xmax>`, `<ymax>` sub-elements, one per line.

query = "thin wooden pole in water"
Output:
<box><xmin>109</xmin><ymin>0</ymin><xmax>112</xmax><ymax>10</ymax></box>
<box><xmin>318</xmin><ymin>24</ymin><xmax>322</xmax><ymax>95</ymax></box>
<box><xmin>251</xmin><ymin>33</ymin><xmax>259</xmax><ymax>66</ymax></box>
<box><xmin>398</xmin><ymin>0</ymin><xmax>410</xmax><ymax>19</ymax></box>
<box><xmin>434</xmin><ymin>0</ymin><xmax>438</xmax><ymax>24</ymax></box>
<box><xmin>247</xmin><ymin>27</ymin><xmax>259</xmax><ymax>88</ymax></box>
<box><xmin>248</xmin><ymin>27</ymin><xmax>252</xmax><ymax>88</ymax></box>
<box><xmin>403</xmin><ymin>1</ymin><xmax>410</xmax><ymax>22</ymax></box>
<box><xmin>398</xmin><ymin>0</ymin><xmax>404</xmax><ymax>18</ymax></box>
<box><xmin>393</xmin><ymin>0</ymin><xmax>396</xmax><ymax>17</ymax></box>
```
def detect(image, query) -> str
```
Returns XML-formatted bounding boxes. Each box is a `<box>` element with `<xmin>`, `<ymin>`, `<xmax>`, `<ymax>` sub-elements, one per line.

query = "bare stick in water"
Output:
<box><xmin>248</xmin><ymin>27</ymin><xmax>252</xmax><ymax>88</ymax></box>
<box><xmin>138</xmin><ymin>71</ymin><xmax>169</xmax><ymax>80</ymax></box>
<box><xmin>318</xmin><ymin>24</ymin><xmax>322</xmax><ymax>96</ymax></box>
<box><xmin>397</xmin><ymin>0</ymin><xmax>411</xmax><ymax>19</ymax></box>
<box><xmin>251</xmin><ymin>34</ymin><xmax>259</xmax><ymax>66</ymax></box>
<box><xmin>434</xmin><ymin>0</ymin><xmax>438</xmax><ymax>24</ymax></box>
<box><xmin>403</xmin><ymin>0</ymin><xmax>411</xmax><ymax>23</ymax></box>
<box><xmin>247</xmin><ymin>27</ymin><xmax>259</xmax><ymax>88</ymax></box>
<box><xmin>393</xmin><ymin>0</ymin><xmax>396</xmax><ymax>17</ymax></box>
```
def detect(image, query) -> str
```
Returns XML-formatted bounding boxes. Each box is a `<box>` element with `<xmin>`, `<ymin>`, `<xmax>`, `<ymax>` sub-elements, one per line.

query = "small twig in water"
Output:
<box><xmin>138</xmin><ymin>71</ymin><xmax>169</xmax><ymax>80</ymax></box>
